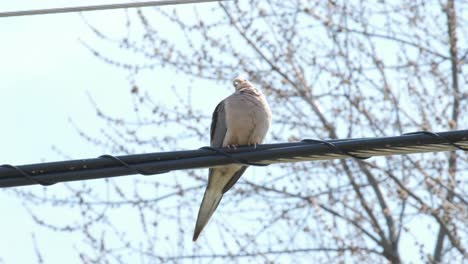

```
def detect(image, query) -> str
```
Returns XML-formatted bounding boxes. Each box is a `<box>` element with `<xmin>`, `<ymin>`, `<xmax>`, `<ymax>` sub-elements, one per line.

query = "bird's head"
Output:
<box><xmin>233</xmin><ymin>77</ymin><xmax>254</xmax><ymax>91</ymax></box>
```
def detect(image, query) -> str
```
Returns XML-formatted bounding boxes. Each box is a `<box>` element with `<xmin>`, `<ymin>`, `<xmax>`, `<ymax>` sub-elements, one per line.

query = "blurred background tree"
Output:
<box><xmin>15</xmin><ymin>0</ymin><xmax>467</xmax><ymax>263</ymax></box>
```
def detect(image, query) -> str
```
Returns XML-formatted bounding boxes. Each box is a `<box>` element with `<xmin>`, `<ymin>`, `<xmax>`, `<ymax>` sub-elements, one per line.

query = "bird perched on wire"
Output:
<box><xmin>193</xmin><ymin>77</ymin><xmax>272</xmax><ymax>241</ymax></box>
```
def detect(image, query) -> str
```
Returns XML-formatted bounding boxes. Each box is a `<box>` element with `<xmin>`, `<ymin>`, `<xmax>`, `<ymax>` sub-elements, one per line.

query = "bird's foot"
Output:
<box><xmin>226</xmin><ymin>144</ymin><xmax>238</xmax><ymax>149</ymax></box>
<box><xmin>248</xmin><ymin>142</ymin><xmax>259</xmax><ymax>149</ymax></box>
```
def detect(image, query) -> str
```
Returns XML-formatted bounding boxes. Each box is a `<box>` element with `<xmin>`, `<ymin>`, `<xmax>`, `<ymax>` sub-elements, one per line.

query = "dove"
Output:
<box><xmin>193</xmin><ymin>77</ymin><xmax>272</xmax><ymax>241</ymax></box>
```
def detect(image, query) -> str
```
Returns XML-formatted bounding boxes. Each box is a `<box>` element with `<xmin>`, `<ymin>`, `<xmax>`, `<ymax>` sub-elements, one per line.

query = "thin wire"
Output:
<box><xmin>0</xmin><ymin>0</ymin><xmax>229</xmax><ymax>18</ymax></box>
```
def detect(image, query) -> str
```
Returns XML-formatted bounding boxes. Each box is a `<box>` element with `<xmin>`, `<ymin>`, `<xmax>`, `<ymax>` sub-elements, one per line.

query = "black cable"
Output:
<box><xmin>0</xmin><ymin>130</ymin><xmax>466</xmax><ymax>188</ymax></box>
<box><xmin>403</xmin><ymin>131</ymin><xmax>468</xmax><ymax>151</ymax></box>
<box><xmin>301</xmin><ymin>139</ymin><xmax>369</xmax><ymax>160</ymax></box>
<box><xmin>99</xmin><ymin>155</ymin><xmax>169</xmax><ymax>175</ymax></box>
<box><xmin>199</xmin><ymin>146</ymin><xmax>269</xmax><ymax>166</ymax></box>
<box><xmin>0</xmin><ymin>164</ymin><xmax>55</xmax><ymax>186</ymax></box>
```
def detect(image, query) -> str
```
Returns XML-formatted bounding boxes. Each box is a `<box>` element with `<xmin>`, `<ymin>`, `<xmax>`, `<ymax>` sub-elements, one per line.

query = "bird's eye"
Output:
<box><xmin>234</xmin><ymin>81</ymin><xmax>239</xmax><ymax>86</ymax></box>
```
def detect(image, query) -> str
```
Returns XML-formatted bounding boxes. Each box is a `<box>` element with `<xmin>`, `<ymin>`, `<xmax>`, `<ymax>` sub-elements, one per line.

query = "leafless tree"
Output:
<box><xmin>12</xmin><ymin>0</ymin><xmax>467</xmax><ymax>263</ymax></box>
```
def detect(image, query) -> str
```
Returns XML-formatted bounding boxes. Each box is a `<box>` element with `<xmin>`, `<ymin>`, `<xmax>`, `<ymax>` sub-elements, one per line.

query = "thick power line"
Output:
<box><xmin>1</xmin><ymin>130</ymin><xmax>466</xmax><ymax>188</ymax></box>
<box><xmin>0</xmin><ymin>0</ymin><xmax>228</xmax><ymax>18</ymax></box>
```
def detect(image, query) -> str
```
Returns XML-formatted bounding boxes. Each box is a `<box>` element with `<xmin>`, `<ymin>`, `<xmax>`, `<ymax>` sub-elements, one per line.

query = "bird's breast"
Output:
<box><xmin>223</xmin><ymin>94</ymin><xmax>271</xmax><ymax>146</ymax></box>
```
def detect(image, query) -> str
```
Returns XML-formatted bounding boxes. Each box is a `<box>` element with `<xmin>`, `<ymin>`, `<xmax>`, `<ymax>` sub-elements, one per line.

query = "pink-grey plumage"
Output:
<box><xmin>193</xmin><ymin>77</ymin><xmax>272</xmax><ymax>241</ymax></box>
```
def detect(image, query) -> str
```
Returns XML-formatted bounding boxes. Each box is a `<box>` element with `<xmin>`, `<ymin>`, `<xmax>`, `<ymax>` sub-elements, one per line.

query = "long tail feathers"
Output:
<box><xmin>193</xmin><ymin>188</ymin><xmax>224</xmax><ymax>241</ymax></box>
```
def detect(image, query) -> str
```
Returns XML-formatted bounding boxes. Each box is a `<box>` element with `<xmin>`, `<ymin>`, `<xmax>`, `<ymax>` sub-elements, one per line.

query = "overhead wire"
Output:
<box><xmin>0</xmin><ymin>0</ymin><xmax>229</xmax><ymax>18</ymax></box>
<box><xmin>1</xmin><ymin>130</ymin><xmax>467</xmax><ymax>188</ymax></box>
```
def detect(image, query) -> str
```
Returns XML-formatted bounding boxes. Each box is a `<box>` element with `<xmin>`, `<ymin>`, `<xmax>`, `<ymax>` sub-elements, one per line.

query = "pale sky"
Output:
<box><xmin>0</xmin><ymin>1</ymin><xmax>226</xmax><ymax>263</ymax></box>
<box><xmin>1</xmin><ymin>4</ymin><xmax>123</xmax><ymax>264</ymax></box>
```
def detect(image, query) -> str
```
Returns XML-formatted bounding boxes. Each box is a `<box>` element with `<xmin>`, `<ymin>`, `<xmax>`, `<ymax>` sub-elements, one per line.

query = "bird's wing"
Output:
<box><xmin>208</xmin><ymin>99</ymin><xmax>247</xmax><ymax>193</ymax></box>
<box><xmin>210</xmin><ymin>100</ymin><xmax>227</xmax><ymax>147</ymax></box>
